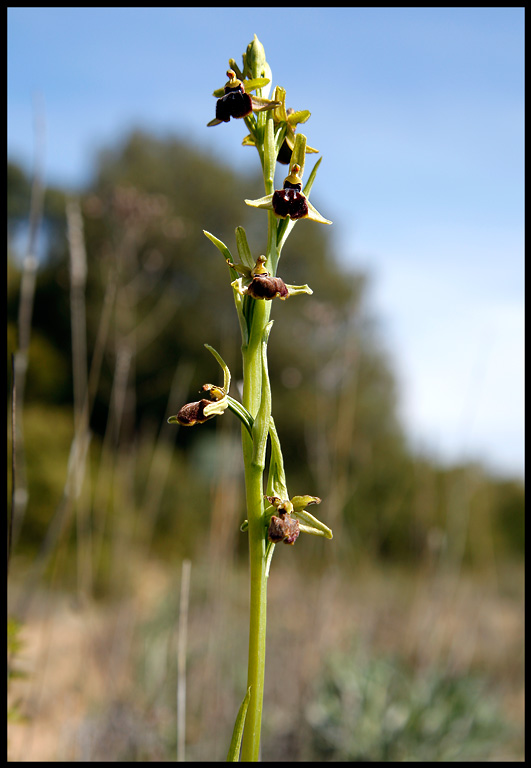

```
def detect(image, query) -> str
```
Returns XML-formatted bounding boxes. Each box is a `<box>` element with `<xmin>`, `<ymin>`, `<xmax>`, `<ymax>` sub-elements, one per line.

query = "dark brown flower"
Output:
<box><xmin>215</xmin><ymin>82</ymin><xmax>253</xmax><ymax>122</ymax></box>
<box><xmin>208</xmin><ymin>70</ymin><xmax>280</xmax><ymax>127</ymax></box>
<box><xmin>174</xmin><ymin>399</ymin><xmax>214</xmax><ymax>426</ymax></box>
<box><xmin>245</xmin><ymin>164</ymin><xmax>332</xmax><ymax>225</ymax></box>
<box><xmin>272</xmin><ymin>181</ymin><xmax>309</xmax><ymax>220</ymax></box>
<box><xmin>268</xmin><ymin>513</ymin><xmax>300</xmax><ymax>545</ymax></box>
<box><xmin>246</xmin><ymin>274</ymin><xmax>289</xmax><ymax>300</ymax></box>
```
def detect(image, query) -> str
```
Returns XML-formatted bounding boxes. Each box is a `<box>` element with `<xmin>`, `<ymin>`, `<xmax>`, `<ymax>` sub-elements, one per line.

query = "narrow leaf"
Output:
<box><xmin>226</xmin><ymin>687</ymin><xmax>252</xmax><ymax>762</ymax></box>
<box><xmin>203</xmin><ymin>230</ymin><xmax>234</xmax><ymax>262</ymax></box>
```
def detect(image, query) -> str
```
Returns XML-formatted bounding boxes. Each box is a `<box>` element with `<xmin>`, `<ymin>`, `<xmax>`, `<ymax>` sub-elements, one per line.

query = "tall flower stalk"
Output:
<box><xmin>168</xmin><ymin>35</ymin><xmax>333</xmax><ymax>761</ymax></box>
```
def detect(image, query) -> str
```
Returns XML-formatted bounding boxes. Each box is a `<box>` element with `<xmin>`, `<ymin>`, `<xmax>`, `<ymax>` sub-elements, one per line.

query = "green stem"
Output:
<box><xmin>240</xmin><ymin>109</ymin><xmax>277</xmax><ymax>762</ymax></box>
<box><xmin>240</xmin><ymin>297</ymin><xmax>271</xmax><ymax>762</ymax></box>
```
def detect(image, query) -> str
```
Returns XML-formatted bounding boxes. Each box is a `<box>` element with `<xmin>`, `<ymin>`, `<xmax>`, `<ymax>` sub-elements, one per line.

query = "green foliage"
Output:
<box><xmin>303</xmin><ymin>648</ymin><xmax>513</xmax><ymax>762</ymax></box>
<box><xmin>7</xmin><ymin>617</ymin><xmax>28</xmax><ymax>724</ymax></box>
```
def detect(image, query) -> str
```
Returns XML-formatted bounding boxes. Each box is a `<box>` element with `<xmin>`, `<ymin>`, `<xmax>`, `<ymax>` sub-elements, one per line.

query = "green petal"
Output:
<box><xmin>202</xmin><ymin>396</ymin><xmax>229</xmax><ymax>418</ymax></box>
<box><xmin>228</xmin><ymin>58</ymin><xmax>245</xmax><ymax>82</ymax></box>
<box><xmin>230</xmin><ymin>276</ymin><xmax>248</xmax><ymax>296</ymax></box>
<box><xmin>291</xmin><ymin>495</ymin><xmax>321</xmax><ymax>511</ymax></box>
<box><xmin>244</xmin><ymin>193</ymin><xmax>274</xmax><ymax>210</ymax></box>
<box><xmin>243</xmin><ymin>77</ymin><xmax>270</xmax><ymax>93</ymax></box>
<box><xmin>204</xmin><ymin>343</ymin><xmax>231</xmax><ymax>393</ymax></box>
<box><xmin>286</xmin><ymin>283</ymin><xmax>313</xmax><ymax>297</ymax></box>
<box><xmin>250</xmin><ymin>96</ymin><xmax>282</xmax><ymax>112</ymax></box>
<box><xmin>287</xmin><ymin>109</ymin><xmax>311</xmax><ymax>126</ymax></box>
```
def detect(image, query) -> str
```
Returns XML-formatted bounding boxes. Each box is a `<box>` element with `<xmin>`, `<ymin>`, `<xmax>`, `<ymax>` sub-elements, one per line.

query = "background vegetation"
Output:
<box><xmin>7</xmin><ymin>130</ymin><xmax>524</xmax><ymax>761</ymax></box>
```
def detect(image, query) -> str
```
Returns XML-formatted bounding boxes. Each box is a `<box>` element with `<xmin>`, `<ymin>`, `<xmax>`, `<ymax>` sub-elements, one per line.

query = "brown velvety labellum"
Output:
<box><xmin>176</xmin><ymin>399</ymin><xmax>212</xmax><ymax>426</ymax></box>
<box><xmin>272</xmin><ymin>188</ymin><xmax>309</xmax><ymax>220</ymax></box>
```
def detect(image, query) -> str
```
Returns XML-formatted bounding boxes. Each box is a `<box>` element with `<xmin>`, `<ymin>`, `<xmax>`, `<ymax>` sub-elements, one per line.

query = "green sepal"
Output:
<box><xmin>226</xmin><ymin>686</ymin><xmax>252</xmax><ymax>762</ymax></box>
<box><xmin>244</xmin><ymin>193</ymin><xmax>274</xmax><ymax>210</ymax></box>
<box><xmin>267</xmin><ymin>417</ymin><xmax>288</xmax><ymax>499</ymax></box>
<box><xmin>204</xmin><ymin>230</ymin><xmax>248</xmax><ymax>342</ymax></box>
<box><xmin>235</xmin><ymin>226</ymin><xmax>256</xmax><ymax>270</ymax></box>
<box><xmin>305</xmin><ymin>200</ymin><xmax>332</xmax><ymax>225</ymax></box>
<box><xmin>203</xmin><ymin>230</ymin><xmax>234</xmax><ymax>263</ymax></box>
<box><xmin>292</xmin><ymin>502</ymin><xmax>333</xmax><ymax>539</ymax></box>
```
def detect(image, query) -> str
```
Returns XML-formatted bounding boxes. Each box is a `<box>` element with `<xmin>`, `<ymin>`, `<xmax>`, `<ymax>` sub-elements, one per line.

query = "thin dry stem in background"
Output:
<box><xmin>12</xmin><ymin>95</ymin><xmax>46</xmax><ymax>549</ymax></box>
<box><xmin>177</xmin><ymin>559</ymin><xmax>191</xmax><ymax>762</ymax></box>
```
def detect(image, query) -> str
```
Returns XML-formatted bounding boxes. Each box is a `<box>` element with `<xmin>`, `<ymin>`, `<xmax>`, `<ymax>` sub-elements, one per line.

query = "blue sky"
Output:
<box><xmin>8</xmin><ymin>7</ymin><xmax>524</xmax><ymax>477</ymax></box>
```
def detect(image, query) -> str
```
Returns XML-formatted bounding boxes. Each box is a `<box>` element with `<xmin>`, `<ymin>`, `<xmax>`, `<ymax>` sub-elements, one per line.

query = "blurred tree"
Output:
<box><xmin>7</xmin><ymin>131</ymin><xmax>524</xmax><ymax>566</ymax></box>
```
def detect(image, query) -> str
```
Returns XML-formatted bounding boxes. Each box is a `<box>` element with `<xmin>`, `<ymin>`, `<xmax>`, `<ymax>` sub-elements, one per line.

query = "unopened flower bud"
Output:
<box><xmin>245</xmin><ymin>34</ymin><xmax>267</xmax><ymax>80</ymax></box>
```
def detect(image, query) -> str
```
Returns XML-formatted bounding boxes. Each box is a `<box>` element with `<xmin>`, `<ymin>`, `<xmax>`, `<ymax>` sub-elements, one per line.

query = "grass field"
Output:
<box><xmin>8</xmin><ymin>556</ymin><xmax>524</xmax><ymax>762</ymax></box>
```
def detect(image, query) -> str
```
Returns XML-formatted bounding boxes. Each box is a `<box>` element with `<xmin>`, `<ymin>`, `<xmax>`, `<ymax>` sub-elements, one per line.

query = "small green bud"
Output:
<box><xmin>245</xmin><ymin>34</ymin><xmax>268</xmax><ymax>80</ymax></box>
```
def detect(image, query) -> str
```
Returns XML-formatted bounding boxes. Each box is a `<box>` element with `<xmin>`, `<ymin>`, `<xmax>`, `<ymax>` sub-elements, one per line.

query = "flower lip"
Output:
<box><xmin>245</xmin><ymin>158</ymin><xmax>332</xmax><ymax>225</ymax></box>
<box><xmin>247</xmin><ymin>274</ymin><xmax>289</xmax><ymax>300</ymax></box>
<box><xmin>272</xmin><ymin>188</ymin><xmax>308</xmax><ymax>220</ymax></box>
<box><xmin>174</xmin><ymin>398</ymin><xmax>213</xmax><ymax>426</ymax></box>
<box><xmin>268</xmin><ymin>513</ymin><xmax>300</xmax><ymax>545</ymax></box>
<box><xmin>216</xmin><ymin>89</ymin><xmax>253</xmax><ymax>122</ymax></box>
